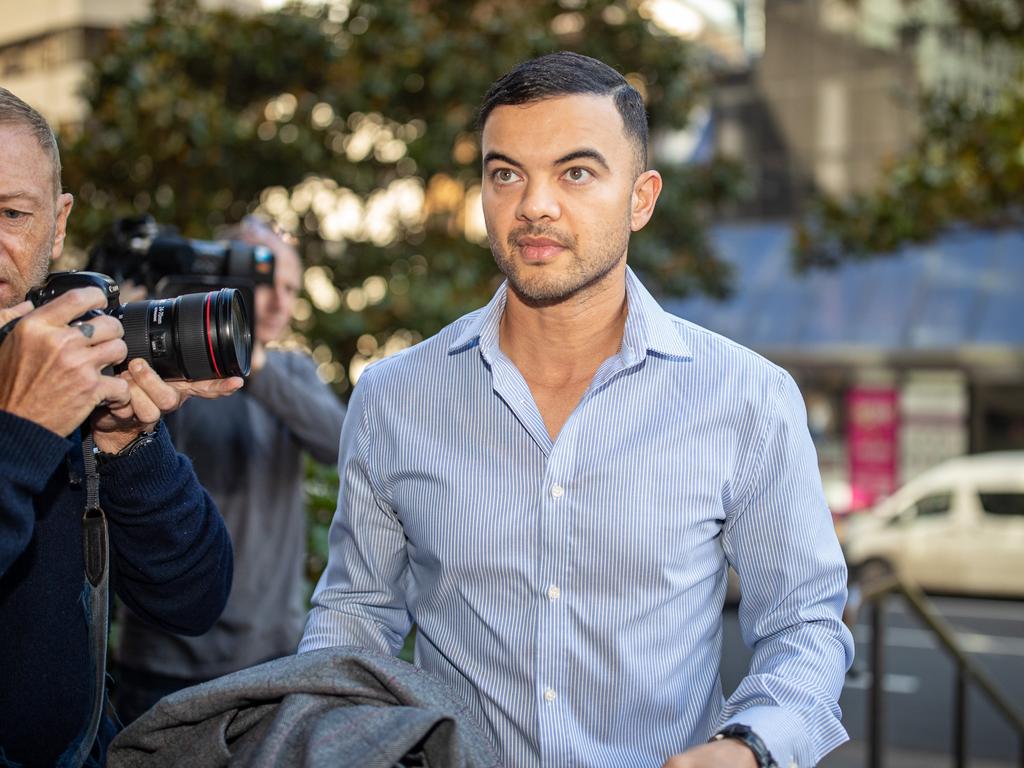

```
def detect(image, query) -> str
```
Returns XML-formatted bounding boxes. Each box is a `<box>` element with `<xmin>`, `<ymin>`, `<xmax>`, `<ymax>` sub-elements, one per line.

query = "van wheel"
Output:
<box><xmin>856</xmin><ymin>558</ymin><xmax>895</xmax><ymax>587</ymax></box>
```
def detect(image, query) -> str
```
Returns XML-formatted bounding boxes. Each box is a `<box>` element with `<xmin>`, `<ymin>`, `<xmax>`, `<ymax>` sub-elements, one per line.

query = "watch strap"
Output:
<box><xmin>93</xmin><ymin>428</ymin><xmax>158</xmax><ymax>466</ymax></box>
<box><xmin>711</xmin><ymin>724</ymin><xmax>778</xmax><ymax>768</ymax></box>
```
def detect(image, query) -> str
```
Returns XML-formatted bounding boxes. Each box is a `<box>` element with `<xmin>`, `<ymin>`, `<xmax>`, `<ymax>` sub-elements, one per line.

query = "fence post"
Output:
<box><xmin>954</xmin><ymin>665</ymin><xmax>967</xmax><ymax>768</ymax></box>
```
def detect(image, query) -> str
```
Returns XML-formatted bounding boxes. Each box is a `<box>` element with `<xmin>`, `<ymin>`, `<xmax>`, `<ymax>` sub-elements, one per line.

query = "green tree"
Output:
<box><xmin>61</xmin><ymin>0</ymin><xmax>744</xmax><ymax>590</ymax></box>
<box><xmin>795</xmin><ymin>0</ymin><xmax>1024</xmax><ymax>266</ymax></box>
<box><xmin>62</xmin><ymin>0</ymin><xmax>741</xmax><ymax>398</ymax></box>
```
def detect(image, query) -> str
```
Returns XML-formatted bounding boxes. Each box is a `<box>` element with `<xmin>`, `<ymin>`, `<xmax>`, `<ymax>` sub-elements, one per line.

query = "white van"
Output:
<box><xmin>843</xmin><ymin>451</ymin><xmax>1024</xmax><ymax>597</ymax></box>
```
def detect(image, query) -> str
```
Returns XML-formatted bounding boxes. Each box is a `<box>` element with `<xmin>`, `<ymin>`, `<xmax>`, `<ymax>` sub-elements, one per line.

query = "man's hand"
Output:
<box><xmin>0</xmin><ymin>288</ymin><xmax>130</xmax><ymax>437</ymax></box>
<box><xmin>663</xmin><ymin>739</ymin><xmax>759</xmax><ymax>768</ymax></box>
<box><xmin>91</xmin><ymin>358</ymin><xmax>243</xmax><ymax>453</ymax></box>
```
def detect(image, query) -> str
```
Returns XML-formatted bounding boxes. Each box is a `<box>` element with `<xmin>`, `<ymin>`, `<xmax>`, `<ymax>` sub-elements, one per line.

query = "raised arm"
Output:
<box><xmin>243</xmin><ymin>349</ymin><xmax>346</xmax><ymax>465</ymax></box>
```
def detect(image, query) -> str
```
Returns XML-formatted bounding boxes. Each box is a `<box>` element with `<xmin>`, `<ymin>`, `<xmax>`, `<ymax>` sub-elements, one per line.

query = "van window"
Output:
<box><xmin>979</xmin><ymin>493</ymin><xmax>1024</xmax><ymax>518</ymax></box>
<box><xmin>891</xmin><ymin>492</ymin><xmax>951</xmax><ymax>525</ymax></box>
<box><xmin>915</xmin><ymin>493</ymin><xmax>952</xmax><ymax>518</ymax></box>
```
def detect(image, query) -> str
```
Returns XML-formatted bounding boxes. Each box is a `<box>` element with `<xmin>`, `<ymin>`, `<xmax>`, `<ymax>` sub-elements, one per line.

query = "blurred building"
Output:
<box><xmin>664</xmin><ymin>225</ymin><xmax>1024</xmax><ymax>514</ymax></box>
<box><xmin>0</xmin><ymin>0</ymin><xmax>259</xmax><ymax>129</ymax></box>
<box><xmin>710</xmin><ymin>0</ymin><xmax>1020</xmax><ymax>217</ymax></box>
<box><xmin>670</xmin><ymin>0</ymin><xmax>1024</xmax><ymax>513</ymax></box>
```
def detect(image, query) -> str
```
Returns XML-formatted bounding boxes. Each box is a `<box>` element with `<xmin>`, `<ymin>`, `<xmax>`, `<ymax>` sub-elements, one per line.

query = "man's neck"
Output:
<box><xmin>498</xmin><ymin>267</ymin><xmax>628</xmax><ymax>390</ymax></box>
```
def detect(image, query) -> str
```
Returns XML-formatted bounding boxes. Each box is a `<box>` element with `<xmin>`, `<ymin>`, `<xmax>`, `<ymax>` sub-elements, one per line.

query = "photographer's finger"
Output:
<box><xmin>73</xmin><ymin>313</ymin><xmax>124</xmax><ymax>343</ymax></box>
<box><xmin>32</xmin><ymin>287</ymin><xmax>109</xmax><ymax>326</ymax></box>
<box><xmin>119</xmin><ymin>378</ymin><xmax>164</xmax><ymax>426</ymax></box>
<box><xmin>0</xmin><ymin>300</ymin><xmax>34</xmax><ymax>327</ymax></box>
<box><xmin>177</xmin><ymin>376</ymin><xmax>244</xmax><ymax>400</ymax></box>
<box><xmin>96</xmin><ymin>375</ymin><xmax>131</xmax><ymax>410</ymax></box>
<box><xmin>126</xmin><ymin>359</ymin><xmax>181</xmax><ymax>414</ymax></box>
<box><xmin>87</xmin><ymin>338</ymin><xmax>129</xmax><ymax>371</ymax></box>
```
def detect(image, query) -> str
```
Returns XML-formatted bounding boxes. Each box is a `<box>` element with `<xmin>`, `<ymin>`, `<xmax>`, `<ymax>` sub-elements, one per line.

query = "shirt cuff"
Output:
<box><xmin>720</xmin><ymin>705</ymin><xmax>813</xmax><ymax>768</ymax></box>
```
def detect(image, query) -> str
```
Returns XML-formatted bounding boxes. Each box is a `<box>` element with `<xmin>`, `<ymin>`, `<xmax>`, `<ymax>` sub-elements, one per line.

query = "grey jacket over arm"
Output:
<box><xmin>107</xmin><ymin>647</ymin><xmax>503</xmax><ymax>768</ymax></box>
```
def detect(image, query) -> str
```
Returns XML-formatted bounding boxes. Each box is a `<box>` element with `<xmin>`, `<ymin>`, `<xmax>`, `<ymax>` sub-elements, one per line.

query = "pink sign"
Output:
<box><xmin>847</xmin><ymin>388</ymin><xmax>899</xmax><ymax>510</ymax></box>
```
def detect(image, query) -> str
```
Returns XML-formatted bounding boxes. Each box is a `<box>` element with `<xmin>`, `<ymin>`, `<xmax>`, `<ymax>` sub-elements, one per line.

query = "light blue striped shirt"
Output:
<box><xmin>301</xmin><ymin>267</ymin><xmax>854</xmax><ymax>767</ymax></box>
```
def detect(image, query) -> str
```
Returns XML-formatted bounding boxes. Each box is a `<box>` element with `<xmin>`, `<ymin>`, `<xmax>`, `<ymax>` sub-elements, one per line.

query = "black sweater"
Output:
<box><xmin>0</xmin><ymin>410</ymin><xmax>233</xmax><ymax>767</ymax></box>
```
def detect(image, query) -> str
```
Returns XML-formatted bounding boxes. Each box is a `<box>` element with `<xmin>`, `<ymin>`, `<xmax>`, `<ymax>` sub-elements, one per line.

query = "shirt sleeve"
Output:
<box><xmin>0</xmin><ymin>411</ymin><xmax>70</xmax><ymax>578</ymax></box>
<box><xmin>298</xmin><ymin>370</ymin><xmax>412</xmax><ymax>656</ymax></box>
<box><xmin>720</xmin><ymin>370</ymin><xmax>855</xmax><ymax>768</ymax></box>
<box><xmin>243</xmin><ymin>350</ymin><xmax>346</xmax><ymax>465</ymax></box>
<box><xmin>100</xmin><ymin>422</ymin><xmax>234</xmax><ymax>636</ymax></box>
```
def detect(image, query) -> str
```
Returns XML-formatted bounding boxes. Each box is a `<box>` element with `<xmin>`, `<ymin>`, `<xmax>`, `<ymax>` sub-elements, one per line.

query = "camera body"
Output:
<box><xmin>86</xmin><ymin>215</ymin><xmax>275</xmax><ymax>311</ymax></box>
<box><xmin>7</xmin><ymin>271</ymin><xmax>252</xmax><ymax>381</ymax></box>
<box><xmin>27</xmin><ymin>270</ymin><xmax>121</xmax><ymax>316</ymax></box>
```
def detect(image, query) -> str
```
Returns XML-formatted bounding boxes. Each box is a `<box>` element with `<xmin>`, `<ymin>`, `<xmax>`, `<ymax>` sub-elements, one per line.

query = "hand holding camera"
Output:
<box><xmin>0</xmin><ymin>287</ymin><xmax>131</xmax><ymax>438</ymax></box>
<box><xmin>91</xmin><ymin>356</ymin><xmax>243</xmax><ymax>454</ymax></box>
<box><xmin>0</xmin><ymin>270</ymin><xmax>248</xmax><ymax>451</ymax></box>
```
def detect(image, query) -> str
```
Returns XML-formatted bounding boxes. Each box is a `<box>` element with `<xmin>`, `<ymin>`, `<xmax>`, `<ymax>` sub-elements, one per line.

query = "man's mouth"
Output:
<box><xmin>516</xmin><ymin>237</ymin><xmax>567</xmax><ymax>263</ymax></box>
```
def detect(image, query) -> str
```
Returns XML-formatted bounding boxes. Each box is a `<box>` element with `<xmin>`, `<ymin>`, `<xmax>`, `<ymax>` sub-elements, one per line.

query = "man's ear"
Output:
<box><xmin>630</xmin><ymin>170</ymin><xmax>662</xmax><ymax>232</ymax></box>
<box><xmin>51</xmin><ymin>193</ymin><xmax>74</xmax><ymax>262</ymax></box>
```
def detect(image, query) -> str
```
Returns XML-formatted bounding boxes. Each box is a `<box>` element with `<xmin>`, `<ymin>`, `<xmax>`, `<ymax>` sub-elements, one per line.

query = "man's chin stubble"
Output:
<box><xmin>499</xmin><ymin>255</ymin><xmax>625</xmax><ymax>309</ymax></box>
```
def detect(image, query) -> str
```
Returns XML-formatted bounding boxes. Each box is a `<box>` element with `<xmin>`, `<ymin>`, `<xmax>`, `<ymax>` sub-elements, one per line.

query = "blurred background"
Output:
<box><xmin>2</xmin><ymin>0</ymin><xmax>1022</xmax><ymax>764</ymax></box>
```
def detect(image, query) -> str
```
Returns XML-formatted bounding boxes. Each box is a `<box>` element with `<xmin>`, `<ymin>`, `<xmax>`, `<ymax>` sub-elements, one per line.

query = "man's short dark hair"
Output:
<box><xmin>476</xmin><ymin>52</ymin><xmax>649</xmax><ymax>174</ymax></box>
<box><xmin>0</xmin><ymin>87</ymin><xmax>62</xmax><ymax>198</ymax></box>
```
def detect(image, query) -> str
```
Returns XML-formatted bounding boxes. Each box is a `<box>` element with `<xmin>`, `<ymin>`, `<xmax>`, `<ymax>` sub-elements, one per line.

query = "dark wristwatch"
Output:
<box><xmin>710</xmin><ymin>724</ymin><xmax>779</xmax><ymax>768</ymax></box>
<box><xmin>94</xmin><ymin>429</ymin><xmax>158</xmax><ymax>466</ymax></box>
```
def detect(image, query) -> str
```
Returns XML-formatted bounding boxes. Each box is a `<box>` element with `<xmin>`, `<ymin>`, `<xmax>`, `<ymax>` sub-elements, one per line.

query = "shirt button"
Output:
<box><xmin>550</xmin><ymin>484</ymin><xmax>564</xmax><ymax>498</ymax></box>
<box><xmin>543</xmin><ymin>687</ymin><xmax>557</xmax><ymax>703</ymax></box>
<box><xmin>547</xmin><ymin>584</ymin><xmax>561</xmax><ymax>601</ymax></box>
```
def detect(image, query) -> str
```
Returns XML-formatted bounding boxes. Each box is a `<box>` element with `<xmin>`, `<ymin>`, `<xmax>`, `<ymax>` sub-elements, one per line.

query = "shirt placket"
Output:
<box><xmin>535</xmin><ymin>403</ymin><xmax>576</xmax><ymax>766</ymax></box>
<box><xmin>534</xmin><ymin>352</ymin><xmax>639</xmax><ymax>766</ymax></box>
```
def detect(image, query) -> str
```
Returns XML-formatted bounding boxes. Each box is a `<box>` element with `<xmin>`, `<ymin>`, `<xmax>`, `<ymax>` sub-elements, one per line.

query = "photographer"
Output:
<box><xmin>0</xmin><ymin>89</ymin><xmax>240</xmax><ymax>766</ymax></box>
<box><xmin>112</xmin><ymin>219</ymin><xmax>346</xmax><ymax>721</ymax></box>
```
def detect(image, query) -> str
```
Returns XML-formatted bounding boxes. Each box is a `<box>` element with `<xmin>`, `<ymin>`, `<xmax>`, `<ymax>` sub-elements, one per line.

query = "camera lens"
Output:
<box><xmin>117</xmin><ymin>288</ymin><xmax>252</xmax><ymax>381</ymax></box>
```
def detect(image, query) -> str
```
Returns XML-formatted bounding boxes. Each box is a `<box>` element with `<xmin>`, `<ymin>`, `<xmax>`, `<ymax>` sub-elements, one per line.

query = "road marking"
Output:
<box><xmin>853</xmin><ymin>626</ymin><xmax>1024</xmax><ymax>657</ymax></box>
<box><xmin>844</xmin><ymin>672</ymin><xmax>921</xmax><ymax>695</ymax></box>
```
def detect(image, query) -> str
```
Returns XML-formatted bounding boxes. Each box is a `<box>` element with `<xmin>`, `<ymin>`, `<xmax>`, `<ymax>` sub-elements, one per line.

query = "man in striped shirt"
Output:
<box><xmin>301</xmin><ymin>52</ymin><xmax>854</xmax><ymax>768</ymax></box>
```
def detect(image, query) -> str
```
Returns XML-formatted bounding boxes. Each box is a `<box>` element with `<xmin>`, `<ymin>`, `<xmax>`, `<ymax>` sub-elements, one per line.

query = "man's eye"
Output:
<box><xmin>1</xmin><ymin>209</ymin><xmax>27</xmax><ymax>220</ymax></box>
<box><xmin>563</xmin><ymin>167</ymin><xmax>593</xmax><ymax>183</ymax></box>
<box><xmin>492</xmin><ymin>168</ymin><xmax>520</xmax><ymax>184</ymax></box>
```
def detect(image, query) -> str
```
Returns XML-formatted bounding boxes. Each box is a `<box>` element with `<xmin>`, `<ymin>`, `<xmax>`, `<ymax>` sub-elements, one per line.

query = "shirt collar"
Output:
<box><xmin>620</xmin><ymin>266</ymin><xmax>692</xmax><ymax>363</ymax></box>
<box><xmin>447</xmin><ymin>266</ymin><xmax>692</xmax><ymax>364</ymax></box>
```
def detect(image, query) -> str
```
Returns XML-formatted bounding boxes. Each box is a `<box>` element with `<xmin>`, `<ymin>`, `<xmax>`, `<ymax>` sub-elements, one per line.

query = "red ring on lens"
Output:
<box><xmin>204</xmin><ymin>293</ymin><xmax>222</xmax><ymax>378</ymax></box>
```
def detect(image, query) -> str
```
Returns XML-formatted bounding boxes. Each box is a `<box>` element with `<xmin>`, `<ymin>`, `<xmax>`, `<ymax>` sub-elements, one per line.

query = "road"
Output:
<box><xmin>720</xmin><ymin>595</ymin><xmax>1024</xmax><ymax>765</ymax></box>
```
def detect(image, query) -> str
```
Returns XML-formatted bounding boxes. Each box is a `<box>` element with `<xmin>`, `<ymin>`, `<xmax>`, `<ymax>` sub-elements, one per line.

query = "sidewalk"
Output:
<box><xmin>823</xmin><ymin>741</ymin><xmax>1015</xmax><ymax>768</ymax></box>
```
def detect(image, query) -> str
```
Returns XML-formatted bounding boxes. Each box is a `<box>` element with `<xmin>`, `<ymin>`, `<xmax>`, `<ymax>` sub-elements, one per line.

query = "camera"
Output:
<box><xmin>87</xmin><ymin>215</ymin><xmax>275</xmax><ymax>300</ymax></box>
<box><xmin>0</xmin><ymin>271</ymin><xmax>252</xmax><ymax>381</ymax></box>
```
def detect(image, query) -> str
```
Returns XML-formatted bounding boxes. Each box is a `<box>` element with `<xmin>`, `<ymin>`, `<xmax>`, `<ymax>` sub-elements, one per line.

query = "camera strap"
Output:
<box><xmin>73</xmin><ymin>432</ymin><xmax>110</xmax><ymax>768</ymax></box>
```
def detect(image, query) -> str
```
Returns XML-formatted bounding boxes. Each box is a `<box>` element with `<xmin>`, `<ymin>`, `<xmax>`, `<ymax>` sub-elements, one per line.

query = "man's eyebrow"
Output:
<box><xmin>0</xmin><ymin>190</ymin><xmax>43</xmax><ymax>205</ymax></box>
<box><xmin>482</xmin><ymin>151</ymin><xmax>522</xmax><ymax>168</ymax></box>
<box><xmin>554</xmin><ymin>149</ymin><xmax>609</xmax><ymax>171</ymax></box>
<box><xmin>483</xmin><ymin>148</ymin><xmax>612</xmax><ymax>172</ymax></box>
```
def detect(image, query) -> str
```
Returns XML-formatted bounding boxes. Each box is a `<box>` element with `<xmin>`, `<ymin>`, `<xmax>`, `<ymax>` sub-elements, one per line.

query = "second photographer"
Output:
<box><xmin>112</xmin><ymin>218</ymin><xmax>347</xmax><ymax>722</ymax></box>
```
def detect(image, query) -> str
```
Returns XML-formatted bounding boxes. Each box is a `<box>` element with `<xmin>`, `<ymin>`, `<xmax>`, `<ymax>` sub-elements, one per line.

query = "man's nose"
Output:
<box><xmin>515</xmin><ymin>180</ymin><xmax>561</xmax><ymax>222</ymax></box>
